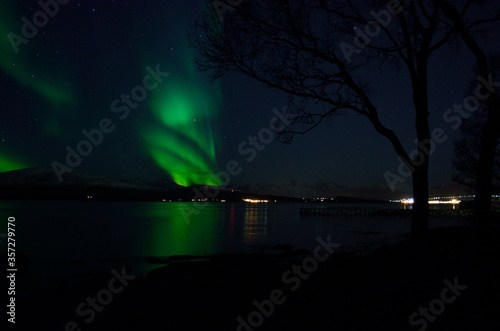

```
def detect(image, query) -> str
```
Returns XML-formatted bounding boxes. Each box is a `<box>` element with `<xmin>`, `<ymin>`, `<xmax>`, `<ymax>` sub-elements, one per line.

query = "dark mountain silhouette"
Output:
<box><xmin>0</xmin><ymin>168</ymin><xmax>301</xmax><ymax>202</ymax></box>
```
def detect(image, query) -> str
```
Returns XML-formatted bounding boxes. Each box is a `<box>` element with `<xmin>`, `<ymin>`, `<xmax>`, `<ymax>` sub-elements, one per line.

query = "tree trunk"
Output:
<box><xmin>474</xmin><ymin>96</ymin><xmax>500</xmax><ymax>223</ymax></box>
<box><xmin>410</xmin><ymin>68</ymin><xmax>431</xmax><ymax>236</ymax></box>
<box><xmin>412</xmin><ymin>164</ymin><xmax>429</xmax><ymax>236</ymax></box>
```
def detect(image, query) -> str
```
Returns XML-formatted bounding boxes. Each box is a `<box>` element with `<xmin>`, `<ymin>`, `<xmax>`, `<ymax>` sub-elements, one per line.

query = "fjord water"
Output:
<box><xmin>1</xmin><ymin>200</ymin><xmax>469</xmax><ymax>286</ymax></box>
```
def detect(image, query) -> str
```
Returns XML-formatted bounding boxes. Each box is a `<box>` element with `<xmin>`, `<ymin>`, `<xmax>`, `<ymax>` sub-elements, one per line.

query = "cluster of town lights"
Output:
<box><xmin>243</xmin><ymin>198</ymin><xmax>269</xmax><ymax>203</ymax></box>
<box><xmin>395</xmin><ymin>195</ymin><xmax>500</xmax><ymax>205</ymax></box>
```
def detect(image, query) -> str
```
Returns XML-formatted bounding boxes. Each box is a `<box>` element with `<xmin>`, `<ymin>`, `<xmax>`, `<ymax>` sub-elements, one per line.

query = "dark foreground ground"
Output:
<box><xmin>7</xmin><ymin>221</ymin><xmax>500</xmax><ymax>330</ymax></box>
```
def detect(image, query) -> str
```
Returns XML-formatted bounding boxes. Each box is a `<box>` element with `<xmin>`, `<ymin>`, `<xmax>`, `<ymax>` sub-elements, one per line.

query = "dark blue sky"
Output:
<box><xmin>1</xmin><ymin>0</ymin><xmax>498</xmax><ymax>199</ymax></box>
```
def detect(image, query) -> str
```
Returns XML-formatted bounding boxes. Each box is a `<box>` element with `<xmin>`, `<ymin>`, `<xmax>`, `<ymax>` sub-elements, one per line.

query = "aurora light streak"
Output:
<box><xmin>0</xmin><ymin>1</ymin><xmax>76</xmax><ymax>138</ymax></box>
<box><xmin>142</xmin><ymin>50</ymin><xmax>223</xmax><ymax>187</ymax></box>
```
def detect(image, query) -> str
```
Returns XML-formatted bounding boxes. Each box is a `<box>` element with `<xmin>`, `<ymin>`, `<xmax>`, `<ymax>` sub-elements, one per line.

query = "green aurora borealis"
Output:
<box><xmin>142</xmin><ymin>48</ymin><xmax>223</xmax><ymax>187</ymax></box>
<box><xmin>0</xmin><ymin>1</ymin><xmax>76</xmax><ymax>171</ymax></box>
<box><xmin>138</xmin><ymin>7</ymin><xmax>224</xmax><ymax>187</ymax></box>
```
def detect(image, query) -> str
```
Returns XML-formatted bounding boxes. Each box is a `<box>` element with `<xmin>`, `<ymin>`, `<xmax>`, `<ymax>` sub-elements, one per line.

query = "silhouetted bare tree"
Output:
<box><xmin>190</xmin><ymin>0</ymin><xmax>497</xmax><ymax>235</ymax></box>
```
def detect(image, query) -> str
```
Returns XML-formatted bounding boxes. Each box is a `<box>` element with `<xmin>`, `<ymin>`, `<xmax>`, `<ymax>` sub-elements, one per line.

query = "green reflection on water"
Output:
<box><xmin>142</xmin><ymin>202</ymin><xmax>222</xmax><ymax>257</ymax></box>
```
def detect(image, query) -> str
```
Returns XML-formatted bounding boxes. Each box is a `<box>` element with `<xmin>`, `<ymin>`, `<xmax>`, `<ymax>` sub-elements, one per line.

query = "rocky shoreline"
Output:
<box><xmin>15</xmin><ymin>224</ymin><xmax>500</xmax><ymax>330</ymax></box>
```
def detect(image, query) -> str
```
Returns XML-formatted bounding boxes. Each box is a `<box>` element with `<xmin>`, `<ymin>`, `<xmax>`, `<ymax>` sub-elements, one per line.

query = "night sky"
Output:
<box><xmin>1</xmin><ymin>0</ymin><xmax>499</xmax><ymax>199</ymax></box>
